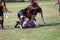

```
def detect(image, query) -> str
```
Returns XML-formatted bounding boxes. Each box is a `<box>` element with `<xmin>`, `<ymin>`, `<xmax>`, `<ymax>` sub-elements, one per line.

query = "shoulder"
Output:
<box><xmin>34</xmin><ymin>2</ymin><xmax>38</xmax><ymax>4</ymax></box>
<box><xmin>34</xmin><ymin>2</ymin><xmax>39</xmax><ymax>6</ymax></box>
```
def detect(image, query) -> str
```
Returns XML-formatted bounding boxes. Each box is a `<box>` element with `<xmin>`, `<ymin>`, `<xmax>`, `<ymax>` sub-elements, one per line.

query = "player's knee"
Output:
<box><xmin>0</xmin><ymin>20</ymin><xmax>3</xmax><ymax>24</ymax></box>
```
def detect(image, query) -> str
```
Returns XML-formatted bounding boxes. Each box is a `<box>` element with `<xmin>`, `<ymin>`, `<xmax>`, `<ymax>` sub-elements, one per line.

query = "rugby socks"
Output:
<box><xmin>15</xmin><ymin>21</ymin><xmax>20</xmax><ymax>28</ymax></box>
<box><xmin>0</xmin><ymin>20</ymin><xmax>3</xmax><ymax>28</ymax></box>
<box><xmin>22</xmin><ymin>18</ymin><xmax>29</xmax><ymax>27</ymax></box>
<box><xmin>42</xmin><ymin>17</ymin><xmax>46</xmax><ymax>24</ymax></box>
<box><xmin>1</xmin><ymin>20</ymin><xmax>3</xmax><ymax>28</ymax></box>
<box><xmin>4</xmin><ymin>12</ymin><xmax>8</xmax><ymax>18</ymax></box>
<box><xmin>33</xmin><ymin>20</ymin><xmax>37</xmax><ymax>26</ymax></box>
<box><xmin>22</xmin><ymin>20</ymin><xmax>27</xmax><ymax>27</ymax></box>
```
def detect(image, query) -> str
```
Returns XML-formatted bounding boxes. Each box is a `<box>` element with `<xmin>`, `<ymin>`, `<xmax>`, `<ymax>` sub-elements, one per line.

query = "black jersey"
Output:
<box><xmin>0</xmin><ymin>0</ymin><xmax>5</xmax><ymax>16</ymax></box>
<box><xmin>30</xmin><ymin>7</ymin><xmax>42</xmax><ymax>15</ymax></box>
<box><xmin>18</xmin><ymin>7</ymin><xmax>28</xmax><ymax>18</ymax></box>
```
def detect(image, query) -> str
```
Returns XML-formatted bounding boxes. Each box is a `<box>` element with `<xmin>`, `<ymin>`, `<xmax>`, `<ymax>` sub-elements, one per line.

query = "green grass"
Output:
<box><xmin>0</xmin><ymin>1</ymin><xmax>60</xmax><ymax>40</ymax></box>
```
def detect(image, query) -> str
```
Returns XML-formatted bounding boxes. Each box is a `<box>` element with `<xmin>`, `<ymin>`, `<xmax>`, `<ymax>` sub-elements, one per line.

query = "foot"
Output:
<box><xmin>1</xmin><ymin>27</ymin><xmax>5</xmax><ymax>29</ymax></box>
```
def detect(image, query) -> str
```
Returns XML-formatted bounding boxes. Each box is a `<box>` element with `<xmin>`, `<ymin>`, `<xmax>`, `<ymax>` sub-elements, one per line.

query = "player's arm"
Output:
<box><xmin>3</xmin><ymin>1</ymin><xmax>12</xmax><ymax>13</ymax></box>
<box><xmin>54</xmin><ymin>0</ymin><xmax>59</xmax><ymax>7</ymax></box>
<box><xmin>40</xmin><ymin>12</ymin><xmax>46</xmax><ymax>24</ymax></box>
<box><xmin>55</xmin><ymin>3</ymin><xmax>58</xmax><ymax>5</ymax></box>
<box><xmin>3</xmin><ymin>6</ymin><xmax>12</xmax><ymax>13</ymax></box>
<box><xmin>54</xmin><ymin>3</ymin><xmax>58</xmax><ymax>7</ymax></box>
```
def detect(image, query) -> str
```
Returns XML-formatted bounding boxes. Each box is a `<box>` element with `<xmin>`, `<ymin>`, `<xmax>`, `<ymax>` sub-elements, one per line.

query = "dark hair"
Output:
<box><xmin>29</xmin><ymin>0</ymin><xmax>35</xmax><ymax>2</ymax></box>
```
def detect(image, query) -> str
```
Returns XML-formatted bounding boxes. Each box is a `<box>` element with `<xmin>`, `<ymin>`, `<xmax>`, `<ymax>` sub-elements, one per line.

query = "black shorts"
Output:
<box><xmin>18</xmin><ymin>11</ymin><xmax>26</xmax><ymax>19</ymax></box>
<box><xmin>18</xmin><ymin>13</ymin><xmax>20</xmax><ymax>18</ymax></box>
<box><xmin>0</xmin><ymin>7</ymin><xmax>3</xmax><ymax>16</ymax></box>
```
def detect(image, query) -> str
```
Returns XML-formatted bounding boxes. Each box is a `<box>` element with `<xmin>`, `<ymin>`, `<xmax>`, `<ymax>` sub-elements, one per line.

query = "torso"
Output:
<box><xmin>28</xmin><ymin>2</ymin><xmax>40</xmax><ymax>15</ymax></box>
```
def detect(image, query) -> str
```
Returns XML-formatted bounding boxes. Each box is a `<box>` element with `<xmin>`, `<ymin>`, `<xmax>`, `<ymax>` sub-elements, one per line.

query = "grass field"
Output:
<box><xmin>0</xmin><ymin>1</ymin><xmax>60</xmax><ymax>40</ymax></box>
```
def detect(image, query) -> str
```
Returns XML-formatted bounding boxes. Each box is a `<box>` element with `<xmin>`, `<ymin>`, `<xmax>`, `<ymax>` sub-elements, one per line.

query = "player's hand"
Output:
<box><xmin>44</xmin><ymin>22</ymin><xmax>46</xmax><ymax>25</ymax></box>
<box><xmin>8</xmin><ymin>11</ymin><xmax>12</xmax><ymax>13</ymax></box>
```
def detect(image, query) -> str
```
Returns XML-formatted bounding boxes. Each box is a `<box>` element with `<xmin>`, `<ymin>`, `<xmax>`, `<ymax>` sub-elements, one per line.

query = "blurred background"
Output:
<box><xmin>6</xmin><ymin>0</ymin><xmax>56</xmax><ymax>2</ymax></box>
<box><xmin>0</xmin><ymin>0</ymin><xmax>60</xmax><ymax>40</ymax></box>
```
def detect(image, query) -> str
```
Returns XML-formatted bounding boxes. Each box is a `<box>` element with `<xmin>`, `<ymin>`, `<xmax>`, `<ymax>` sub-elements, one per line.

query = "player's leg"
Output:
<box><xmin>1</xmin><ymin>17</ymin><xmax>4</xmax><ymax>29</ymax></box>
<box><xmin>59</xmin><ymin>4</ymin><xmax>60</xmax><ymax>16</ymax></box>
<box><xmin>4</xmin><ymin>12</ymin><xmax>8</xmax><ymax>18</ymax></box>
<box><xmin>31</xmin><ymin>15</ymin><xmax>38</xmax><ymax>26</ymax></box>
<box><xmin>15</xmin><ymin>21</ymin><xmax>20</xmax><ymax>28</ymax></box>
<box><xmin>22</xmin><ymin>17</ymin><xmax>29</xmax><ymax>28</ymax></box>
<box><xmin>38</xmin><ymin>7</ymin><xmax>46</xmax><ymax>24</ymax></box>
<box><xmin>0</xmin><ymin>7</ymin><xmax>4</xmax><ymax>29</ymax></box>
<box><xmin>15</xmin><ymin>13</ymin><xmax>21</xmax><ymax>28</ymax></box>
<box><xmin>15</xmin><ymin>15</ymin><xmax>25</xmax><ymax>28</ymax></box>
<box><xmin>0</xmin><ymin>16</ymin><xmax>4</xmax><ymax>29</ymax></box>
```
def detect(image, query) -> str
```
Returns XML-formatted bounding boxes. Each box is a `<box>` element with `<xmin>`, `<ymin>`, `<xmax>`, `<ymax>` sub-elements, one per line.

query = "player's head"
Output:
<box><xmin>29</xmin><ymin>0</ymin><xmax>35</xmax><ymax>5</ymax></box>
<box><xmin>29</xmin><ymin>0</ymin><xmax>34</xmax><ymax>2</ymax></box>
